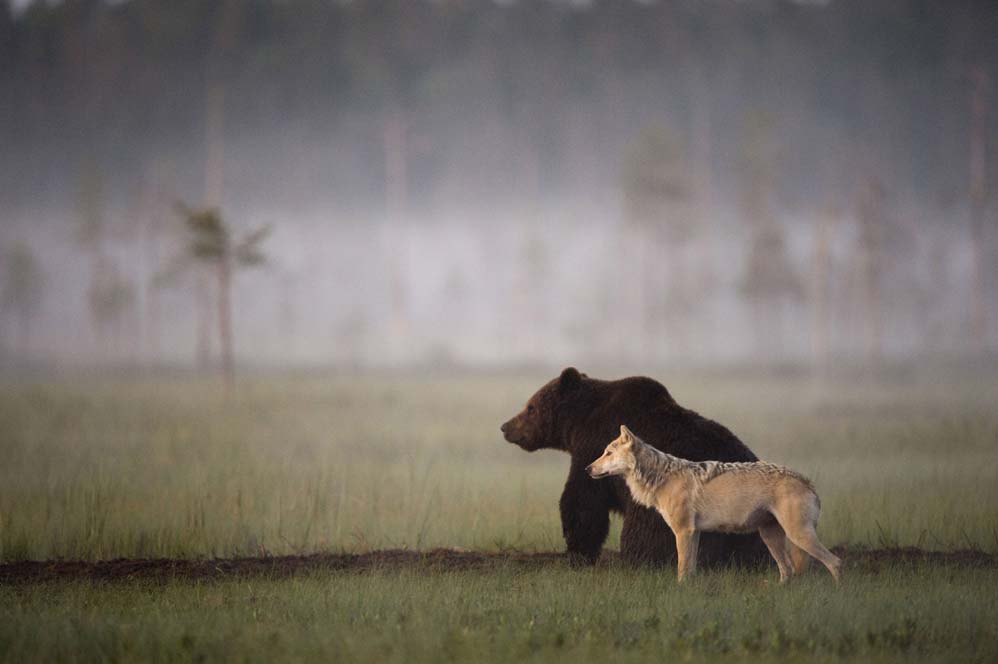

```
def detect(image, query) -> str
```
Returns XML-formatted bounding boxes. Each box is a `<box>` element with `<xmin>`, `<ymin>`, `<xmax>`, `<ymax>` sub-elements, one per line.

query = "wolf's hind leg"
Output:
<box><xmin>782</xmin><ymin>525</ymin><xmax>841</xmax><ymax>583</ymax></box>
<box><xmin>787</xmin><ymin>540</ymin><xmax>811</xmax><ymax>575</ymax></box>
<box><xmin>758</xmin><ymin>522</ymin><xmax>793</xmax><ymax>583</ymax></box>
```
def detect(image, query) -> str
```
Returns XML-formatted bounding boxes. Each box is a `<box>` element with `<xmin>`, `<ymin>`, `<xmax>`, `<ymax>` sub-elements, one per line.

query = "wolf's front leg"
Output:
<box><xmin>559</xmin><ymin>463</ymin><xmax>610</xmax><ymax>565</ymax></box>
<box><xmin>674</xmin><ymin>529</ymin><xmax>700</xmax><ymax>582</ymax></box>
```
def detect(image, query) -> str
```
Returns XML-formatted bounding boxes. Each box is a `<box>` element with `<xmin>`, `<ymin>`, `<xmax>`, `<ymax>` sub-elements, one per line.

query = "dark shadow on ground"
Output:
<box><xmin>1</xmin><ymin>547</ymin><xmax>994</xmax><ymax>585</ymax></box>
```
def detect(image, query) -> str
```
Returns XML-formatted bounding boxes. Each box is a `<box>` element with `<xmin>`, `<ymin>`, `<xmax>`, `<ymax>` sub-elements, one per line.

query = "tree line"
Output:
<box><xmin>1</xmin><ymin>0</ymin><xmax>996</xmax><ymax>370</ymax></box>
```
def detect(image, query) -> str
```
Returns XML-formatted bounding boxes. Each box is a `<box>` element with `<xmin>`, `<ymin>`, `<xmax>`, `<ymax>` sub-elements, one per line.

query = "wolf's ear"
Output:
<box><xmin>620</xmin><ymin>424</ymin><xmax>633</xmax><ymax>443</ymax></box>
<box><xmin>558</xmin><ymin>367</ymin><xmax>583</xmax><ymax>393</ymax></box>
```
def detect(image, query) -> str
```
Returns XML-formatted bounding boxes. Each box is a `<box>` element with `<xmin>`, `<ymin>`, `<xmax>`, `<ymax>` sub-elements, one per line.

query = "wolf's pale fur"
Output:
<box><xmin>587</xmin><ymin>425</ymin><xmax>841</xmax><ymax>583</ymax></box>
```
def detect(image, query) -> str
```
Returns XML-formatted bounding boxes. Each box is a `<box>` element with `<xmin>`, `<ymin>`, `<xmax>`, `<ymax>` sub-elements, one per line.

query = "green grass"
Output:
<box><xmin>2</xmin><ymin>564</ymin><xmax>997</xmax><ymax>663</ymax></box>
<box><xmin>1</xmin><ymin>370</ymin><xmax>997</xmax><ymax>662</ymax></box>
<box><xmin>1</xmin><ymin>371</ymin><xmax>996</xmax><ymax>560</ymax></box>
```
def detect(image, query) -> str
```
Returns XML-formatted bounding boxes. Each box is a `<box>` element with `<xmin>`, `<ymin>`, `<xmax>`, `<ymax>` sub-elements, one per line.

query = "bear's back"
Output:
<box><xmin>578</xmin><ymin>375</ymin><xmax>757</xmax><ymax>464</ymax></box>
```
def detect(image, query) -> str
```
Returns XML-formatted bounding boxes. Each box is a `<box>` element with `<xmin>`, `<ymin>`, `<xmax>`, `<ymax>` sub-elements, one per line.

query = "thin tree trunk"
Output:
<box><xmin>17</xmin><ymin>313</ymin><xmax>30</xmax><ymax>360</ymax></box>
<box><xmin>138</xmin><ymin>165</ymin><xmax>161</xmax><ymax>365</ymax></box>
<box><xmin>196</xmin><ymin>272</ymin><xmax>212</xmax><ymax>370</ymax></box>
<box><xmin>89</xmin><ymin>252</ymin><xmax>102</xmax><ymax>361</ymax></box>
<box><xmin>198</xmin><ymin>80</ymin><xmax>226</xmax><ymax>372</ymax></box>
<box><xmin>204</xmin><ymin>83</ymin><xmax>226</xmax><ymax>210</ymax></box>
<box><xmin>859</xmin><ymin>247</ymin><xmax>882</xmax><ymax>366</ymax></box>
<box><xmin>90</xmin><ymin>253</ymin><xmax>115</xmax><ymax>364</ymax></box>
<box><xmin>199</xmin><ymin>0</ymin><xmax>238</xmax><ymax>373</ymax></box>
<box><xmin>384</xmin><ymin>102</ymin><xmax>409</xmax><ymax>344</ymax></box>
<box><xmin>638</xmin><ymin>226</ymin><xmax>653</xmax><ymax>360</ymax></box>
<box><xmin>858</xmin><ymin>236</ymin><xmax>879</xmax><ymax>366</ymax></box>
<box><xmin>144</xmin><ymin>258</ymin><xmax>161</xmax><ymax>364</ymax></box>
<box><xmin>856</xmin><ymin>180</ymin><xmax>885</xmax><ymax>367</ymax></box>
<box><xmin>968</xmin><ymin>67</ymin><xmax>990</xmax><ymax>352</ymax></box>
<box><xmin>279</xmin><ymin>275</ymin><xmax>297</xmax><ymax>361</ymax></box>
<box><xmin>689</xmin><ymin>64</ymin><xmax>714</xmax><ymax>359</ymax></box>
<box><xmin>811</xmin><ymin>208</ymin><xmax>833</xmax><ymax>373</ymax></box>
<box><xmin>218</xmin><ymin>259</ymin><xmax>234</xmax><ymax>394</ymax></box>
<box><xmin>689</xmin><ymin>61</ymin><xmax>714</xmax><ymax>230</ymax></box>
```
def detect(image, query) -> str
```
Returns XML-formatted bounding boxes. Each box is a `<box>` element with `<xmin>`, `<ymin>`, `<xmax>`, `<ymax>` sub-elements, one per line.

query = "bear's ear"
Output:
<box><xmin>558</xmin><ymin>367</ymin><xmax>583</xmax><ymax>393</ymax></box>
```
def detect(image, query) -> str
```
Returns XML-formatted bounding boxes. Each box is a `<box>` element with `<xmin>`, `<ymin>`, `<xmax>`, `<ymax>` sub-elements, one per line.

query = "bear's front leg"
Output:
<box><xmin>620</xmin><ymin>503</ymin><xmax>678</xmax><ymax>566</ymax></box>
<box><xmin>559</xmin><ymin>463</ymin><xmax>610</xmax><ymax>565</ymax></box>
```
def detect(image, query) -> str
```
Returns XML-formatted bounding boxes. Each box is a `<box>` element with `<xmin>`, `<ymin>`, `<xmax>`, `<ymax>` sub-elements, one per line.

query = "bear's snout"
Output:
<box><xmin>500</xmin><ymin>419</ymin><xmax>519</xmax><ymax>443</ymax></box>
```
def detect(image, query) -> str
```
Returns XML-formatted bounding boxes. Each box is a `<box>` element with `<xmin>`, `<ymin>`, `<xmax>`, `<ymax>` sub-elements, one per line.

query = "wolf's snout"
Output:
<box><xmin>500</xmin><ymin>421</ymin><xmax>509</xmax><ymax>434</ymax></box>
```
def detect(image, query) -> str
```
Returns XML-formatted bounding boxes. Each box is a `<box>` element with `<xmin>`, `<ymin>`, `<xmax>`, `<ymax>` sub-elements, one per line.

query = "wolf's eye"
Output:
<box><xmin>527</xmin><ymin>405</ymin><xmax>535</xmax><ymax>415</ymax></box>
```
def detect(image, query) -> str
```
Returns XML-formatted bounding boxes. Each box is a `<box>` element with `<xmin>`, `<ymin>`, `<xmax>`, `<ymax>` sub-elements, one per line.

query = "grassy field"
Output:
<box><xmin>2</xmin><ymin>370</ymin><xmax>997</xmax><ymax>560</ymax></box>
<box><xmin>2</xmin><ymin>563</ymin><xmax>997</xmax><ymax>662</ymax></box>
<box><xmin>1</xmin><ymin>369</ymin><xmax>997</xmax><ymax>662</ymax></box>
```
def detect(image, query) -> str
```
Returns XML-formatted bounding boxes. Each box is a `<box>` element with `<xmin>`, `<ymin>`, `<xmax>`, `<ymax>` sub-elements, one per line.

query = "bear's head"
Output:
<box><xmin>501</xmin><ymin>367</ymin><xmax>586</xmax><ymax>452</ymax></box>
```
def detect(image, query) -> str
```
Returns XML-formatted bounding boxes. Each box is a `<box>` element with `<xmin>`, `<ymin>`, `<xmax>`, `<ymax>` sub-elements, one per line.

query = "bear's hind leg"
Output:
<box><xmin>697</xmin><ymin>531</ymin><xmax>770</xmax><ymax>569</ymax></box>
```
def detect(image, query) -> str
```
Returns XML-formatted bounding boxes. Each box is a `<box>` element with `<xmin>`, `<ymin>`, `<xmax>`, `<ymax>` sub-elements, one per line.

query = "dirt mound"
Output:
<box><xmin>1</xmin><ymin>547</ymin><xmax>993</xmax><ymax>585</ymax></box>
<box><xmin>840</xmin><ymin>546</ymin><xmax>997</xmax><ymax>570</ymax></box>
<box><xmin>0</xmin><ymin>549</ymin><xmax>565</xmax><ymax>585</ymax></box>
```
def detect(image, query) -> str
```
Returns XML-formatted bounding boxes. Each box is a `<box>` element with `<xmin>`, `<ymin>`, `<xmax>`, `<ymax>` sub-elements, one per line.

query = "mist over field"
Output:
<box><xmin>1</xmin><ymin>0</ymin><xmax>996</xmax><ymax>371</ymax></box>
<box><xmin>4</xmin><ymin>5</ymin><xmax>998</xmax><ymax>662</ymax></box>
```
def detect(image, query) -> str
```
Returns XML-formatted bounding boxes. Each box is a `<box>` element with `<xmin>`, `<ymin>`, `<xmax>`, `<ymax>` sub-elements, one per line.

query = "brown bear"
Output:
<box><xmin>501</xmin><ymin>367</ymin><xmax>768</xmax><ymax>567</ymax></box>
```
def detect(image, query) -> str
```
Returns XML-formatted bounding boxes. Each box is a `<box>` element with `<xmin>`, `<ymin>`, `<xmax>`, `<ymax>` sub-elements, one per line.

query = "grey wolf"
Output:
<box><xmin>587</xmin><ymin>425</ymin><xmax>842</xmax><ymax>583</ymax></box>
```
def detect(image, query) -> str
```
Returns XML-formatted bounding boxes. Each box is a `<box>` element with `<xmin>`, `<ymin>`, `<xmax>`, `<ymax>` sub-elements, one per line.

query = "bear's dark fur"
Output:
<box><xmin>501</xmin><ymin>367</ymin><xmax>768</xmax><ymax>567</ymax></box>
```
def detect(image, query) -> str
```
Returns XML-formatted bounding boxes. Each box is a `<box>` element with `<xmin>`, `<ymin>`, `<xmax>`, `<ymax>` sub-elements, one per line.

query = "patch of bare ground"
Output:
<box><xmin>0</xmin><ymin>547</ymin><xmax>993</xmax><ymax>585</ymax></box>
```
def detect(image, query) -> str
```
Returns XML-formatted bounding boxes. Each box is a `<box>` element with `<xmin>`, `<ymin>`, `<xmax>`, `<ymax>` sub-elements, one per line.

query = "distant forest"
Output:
<box><xmin>1</xmin><ymin>0</ymin><xmax>997</xmax><ymax>368</ymax></box>
<box><xmin>2</xmin><ymin>0</ymin><xmax>996</xmax><ymax>218</ymax></box>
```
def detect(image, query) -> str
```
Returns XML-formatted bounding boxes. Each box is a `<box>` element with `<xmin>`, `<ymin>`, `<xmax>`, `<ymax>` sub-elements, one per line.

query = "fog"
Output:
<box><xmin>1</xmin><ymin>0</ymin><xmax>996</xmax><ymax>372</ymax></box>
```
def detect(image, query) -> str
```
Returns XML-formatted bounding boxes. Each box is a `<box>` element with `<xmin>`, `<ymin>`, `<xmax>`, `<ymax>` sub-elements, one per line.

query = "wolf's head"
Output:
<box><xmin>586</xmin><ymin>425</ymin><xmax>639</xmax><ymax>479</ymax></box>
